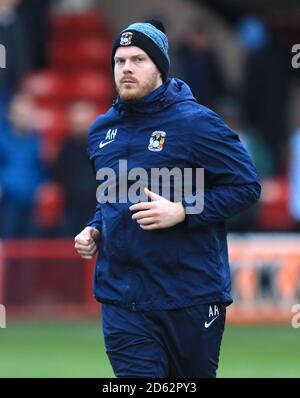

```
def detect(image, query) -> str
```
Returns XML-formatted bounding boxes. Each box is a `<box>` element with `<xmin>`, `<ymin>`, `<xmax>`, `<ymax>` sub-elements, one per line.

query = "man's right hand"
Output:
<box><xmin>74</xmin><ymin>227</ymin><xmax>100</xmax><ymax>259</ymax></box>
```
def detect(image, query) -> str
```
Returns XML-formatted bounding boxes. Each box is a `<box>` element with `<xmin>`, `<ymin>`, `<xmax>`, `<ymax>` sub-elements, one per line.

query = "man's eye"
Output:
<box><xmin>137</xmin><ymin>58</ymin><xmax>144</xmax><ymax>62</ymax></box>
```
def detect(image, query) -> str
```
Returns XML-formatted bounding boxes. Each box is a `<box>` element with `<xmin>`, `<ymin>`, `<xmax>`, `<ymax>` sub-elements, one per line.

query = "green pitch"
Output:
<box><xmin>0</xmin><ymin>320</ymin><xmax>299</xmax><ymax>378</ymax></box>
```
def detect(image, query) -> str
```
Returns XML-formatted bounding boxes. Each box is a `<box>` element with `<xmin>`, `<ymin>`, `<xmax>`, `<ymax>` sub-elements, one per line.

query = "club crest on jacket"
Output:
<box><xmin>148</xmin><ymin>131</ymin><xmax>166</xmax><ymax>152</ymax></box>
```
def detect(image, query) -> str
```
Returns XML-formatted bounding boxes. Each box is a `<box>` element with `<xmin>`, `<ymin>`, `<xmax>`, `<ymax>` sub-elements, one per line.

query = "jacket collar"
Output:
<box><xmin>113</xmin><ymin>78</ymin><xmax>196</xmax><ymax>118</ymax></box>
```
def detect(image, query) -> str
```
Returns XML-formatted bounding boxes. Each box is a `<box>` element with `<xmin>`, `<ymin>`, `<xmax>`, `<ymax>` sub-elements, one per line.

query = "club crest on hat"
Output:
<box><xmin>120</xmin><ymin>32</ymin><xmax>133</xmax><ymax>46</ymax></box>
<box><xmin>148</xmin><ymin>131</ymin><xmax>166</xmax><ymax>152</ymax></box>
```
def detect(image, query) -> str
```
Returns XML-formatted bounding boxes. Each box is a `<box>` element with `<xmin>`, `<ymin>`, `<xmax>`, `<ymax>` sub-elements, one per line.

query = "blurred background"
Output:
<box><xmin>0</xmin><ymin>0</ymin><xmax>300</xmax><ymax>377</ymax></box>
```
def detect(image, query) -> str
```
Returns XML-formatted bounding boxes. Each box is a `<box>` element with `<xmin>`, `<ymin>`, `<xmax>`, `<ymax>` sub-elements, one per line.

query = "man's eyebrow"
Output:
<box><xmin>132</xmin><ymin>54</ymin><xmax>147</xmax><ymax>57</ymax></box>
<box><xmin>114</xmin><ymin>54</ymin><xmax>147</xmax><ymax>60</ymax></box>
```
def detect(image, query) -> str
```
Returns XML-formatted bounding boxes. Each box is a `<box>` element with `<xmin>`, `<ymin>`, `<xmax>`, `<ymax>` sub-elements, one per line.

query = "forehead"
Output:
<box><xmin>114</xmin><ymin>46</ymin><xmax>149</xmax><ymax>58</ymax></box>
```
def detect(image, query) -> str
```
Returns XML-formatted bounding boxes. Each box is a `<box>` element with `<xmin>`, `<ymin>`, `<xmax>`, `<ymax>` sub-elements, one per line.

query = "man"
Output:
<box><xmin>75</xmin><ymin>20</ymin><xmax>260</xmax><ymax>378</ymax></box>
<box><xmin>52</xmin><ymin>101</ymin><xmax>98</xmax><ymax>236</ymax></box>
<box><xmin>0</xmin><ymin>93</ymin><xmax>46</xmax><ymax>237</ymax></box>
<box><xmin>0</xmin><ymin>0</ymin><xmax>31</xmax><ymax>109</ymax></box>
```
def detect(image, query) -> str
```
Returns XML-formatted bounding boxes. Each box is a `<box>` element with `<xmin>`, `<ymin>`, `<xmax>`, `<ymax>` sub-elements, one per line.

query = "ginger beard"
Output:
<box><xmin>116</xmin><ymin>71</ymin><xmax>160</xmax><ymax>101</ymax></box>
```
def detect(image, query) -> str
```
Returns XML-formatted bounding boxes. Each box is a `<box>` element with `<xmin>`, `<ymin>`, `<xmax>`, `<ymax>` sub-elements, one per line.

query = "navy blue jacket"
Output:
<box><xmin>87</xmin><ymin>78</ymin><xmax>260</xmax><ymax>311</ymax></box>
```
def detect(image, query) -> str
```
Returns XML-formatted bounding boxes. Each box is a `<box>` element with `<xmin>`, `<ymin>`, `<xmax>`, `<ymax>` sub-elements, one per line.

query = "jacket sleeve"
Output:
<box><xmin>86</xmin><ymin>202</ymin><xmax>102</xmax><ymax>231</ymax></box>
<box><xmin>85</xmin><ymin>121</ymin><xmax>102</xmax><ymax>232</ymax></box>
<box><xmin>182</xmin><ymin>109</ymin><xmax>261</xmax><ymax>228</ymax></box>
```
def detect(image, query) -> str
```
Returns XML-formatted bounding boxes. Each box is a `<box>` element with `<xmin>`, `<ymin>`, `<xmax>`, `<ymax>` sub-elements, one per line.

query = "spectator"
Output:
<box><xmin>0</xmin><ymin>93</ymin><xmax>46</xmax><ymax>237</ymax></box>
<box><xmin>52</xmin><ymin>101</ymin><xmax>98</xmax><ymax>236</ymax></box>
<box><xmin>175</xmin><ymin>20</ymin><xmax>227</xmax><ymax>108</ymax></box>
<box><xmin>288</xmin><ymin>126</ymin><xmax>300</xmax><ymax>228</ymax></box>
<box><xmin>0</xmin><ymin>0</ymin><xmax>31</xmax><ymax>110</ymax></box>
<box><xmin>18</xmin><ymin>0</ymin><xmax>51</xmax><ymax>69</ymax></box>
<box><xmin>238</xmin><ymin>16</ymin><xmax>291</xmax><ymax>173</ymax></box>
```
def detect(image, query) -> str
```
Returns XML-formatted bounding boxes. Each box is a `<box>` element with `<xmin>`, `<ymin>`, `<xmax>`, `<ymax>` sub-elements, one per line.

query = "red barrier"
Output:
<box><xmin>0</xmin><ymin>239</ymin><xmax>99</xmax><ymax>318</ymax></box>
<box><xmin>1</xmin><ymin>235</ymin><xmax>300</xmax><ymax>324</ymax></box>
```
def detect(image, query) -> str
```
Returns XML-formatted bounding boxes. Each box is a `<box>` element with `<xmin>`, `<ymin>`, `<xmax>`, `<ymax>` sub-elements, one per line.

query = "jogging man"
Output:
<box><xmin>74</xmin><ymin>20</ymin><xmax>261</xmax><ymax>378</ymax></box>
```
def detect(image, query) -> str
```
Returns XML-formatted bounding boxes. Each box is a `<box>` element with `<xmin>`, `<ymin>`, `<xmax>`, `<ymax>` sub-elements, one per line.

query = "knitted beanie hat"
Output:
<box><xmin>111</xmin><ymin>19</ymin><xmax>170</xmax><ymax>82</ymax></box>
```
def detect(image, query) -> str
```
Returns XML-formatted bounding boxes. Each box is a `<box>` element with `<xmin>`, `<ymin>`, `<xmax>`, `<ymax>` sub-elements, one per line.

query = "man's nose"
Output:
<box><xmin>123</xmin><ymin>59</ymin><xmax>133</xmax><ymax>73</ymax></box>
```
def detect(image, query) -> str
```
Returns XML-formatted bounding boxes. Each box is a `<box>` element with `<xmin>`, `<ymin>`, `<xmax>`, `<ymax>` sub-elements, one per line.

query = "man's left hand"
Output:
<box><xmin>129</xmin><ymin>187</ymin><xmax>186</xmax><ymax>230</ymax></box>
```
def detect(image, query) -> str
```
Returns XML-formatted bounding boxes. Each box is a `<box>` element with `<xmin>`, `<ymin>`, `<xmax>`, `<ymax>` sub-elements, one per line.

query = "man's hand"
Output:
<box><xmin>129</xmin><ymin>187</ymin><xmax>186</xmax><ymax>230</ymax></box>
<box><xmin>74</xmin><ymin>227</ymin><xmax>100</xmax><ymax>259</ymax></box>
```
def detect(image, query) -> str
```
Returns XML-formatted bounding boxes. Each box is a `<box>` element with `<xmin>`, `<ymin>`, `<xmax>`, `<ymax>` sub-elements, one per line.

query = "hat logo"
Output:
<box><xmin>148</xmin><ymin>131</ymin><xmax>166</xmax><ymax>152</ymax></box>
<box><xmin>120</xmin><ymin>32</ymin><xmax>133</xmax><ymax>46</ymax></box>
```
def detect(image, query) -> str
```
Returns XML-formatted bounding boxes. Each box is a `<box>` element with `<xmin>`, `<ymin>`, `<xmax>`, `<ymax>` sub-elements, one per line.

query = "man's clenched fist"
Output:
<box><xmin>74</xmin><ymin>226</ymin><xmax>100</xmax><ymax>259</ymax></box>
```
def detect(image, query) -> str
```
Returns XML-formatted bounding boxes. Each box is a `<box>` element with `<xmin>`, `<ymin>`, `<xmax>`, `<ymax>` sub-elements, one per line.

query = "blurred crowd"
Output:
<box><xmin>0</xmin><ymin>0</ymin><xmax>300</xmax><ymax>238</ymax></box>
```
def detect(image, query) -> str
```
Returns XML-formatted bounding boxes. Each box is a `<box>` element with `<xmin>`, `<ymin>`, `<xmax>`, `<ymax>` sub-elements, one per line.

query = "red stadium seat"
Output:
<box><xmin>49</xmin><ymin>38</ymin><xmax>111</xmax><ymax>72</ymax></box>
<box><xmin>21</xmin><ymin>71</ymin><xmax>69</xmax><ymax>106</ymax></box>
<box><xmin>50</xmin><ymin>11</ymin><xmax>110</xmax><ymax>40</ymax></box>
<box><xmin>67</xmin><ymin>72</ymin><xmax>113</xmax><ymax>104</ymax></box>
<box><xmin>22</xmin><ymin>71</ymin><xmax>113</xmax><ymax>106</ymax></box>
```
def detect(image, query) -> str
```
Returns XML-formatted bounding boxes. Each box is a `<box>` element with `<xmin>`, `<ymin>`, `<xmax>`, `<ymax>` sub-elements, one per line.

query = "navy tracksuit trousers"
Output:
<box><xmin>102</xmin><ymin>302</ymin><xmax>226</xmax><ymax>378</ymax></box>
